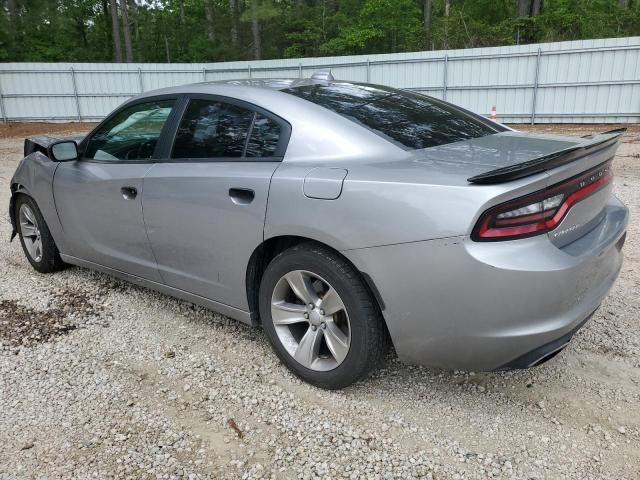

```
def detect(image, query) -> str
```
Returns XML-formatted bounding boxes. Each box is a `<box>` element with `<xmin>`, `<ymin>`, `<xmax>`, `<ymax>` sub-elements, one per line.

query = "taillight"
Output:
<box><xmin>472</xmin><ymin>160</ymin><xmax>613</xmax><ymax>241</ymax></box>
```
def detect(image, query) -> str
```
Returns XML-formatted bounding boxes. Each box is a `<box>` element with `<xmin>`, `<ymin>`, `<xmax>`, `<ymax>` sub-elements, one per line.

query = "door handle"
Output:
<box><xmin>121</xmin><ymin>186</ymin><xmax>138</xmax><ymax>200</ymax></box>
<box><xmin>229</xmin><ymin>188</ymin><xmax>255</xmax><ymax>205</ymax></box>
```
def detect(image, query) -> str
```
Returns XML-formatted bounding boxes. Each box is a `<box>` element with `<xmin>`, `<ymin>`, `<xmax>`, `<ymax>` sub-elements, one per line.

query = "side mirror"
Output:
<box><xmin>50</xmin><ymin>141</ymin><xmax>79</xmax><ymax>162</ymax></box>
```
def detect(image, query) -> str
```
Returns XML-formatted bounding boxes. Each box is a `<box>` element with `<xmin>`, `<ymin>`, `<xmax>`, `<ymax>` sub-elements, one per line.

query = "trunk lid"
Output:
<box><xmin>466</xmin><ymin>128</ymin><xmax>624</xmax><ymax>185</ymax></box>
<box><xmin>448</xmin><ymin>129</ymin><xmax>624</xmax><ymax>246</ymax></box>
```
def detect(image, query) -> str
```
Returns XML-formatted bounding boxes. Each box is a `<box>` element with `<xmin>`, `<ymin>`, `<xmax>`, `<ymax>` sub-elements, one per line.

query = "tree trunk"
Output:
<box><xmin>251</xmin><ymin>0</ymin><xmax>261</xmax><ymax>60</ymax></box>
<box><xmin>443</xmin><ymin>0</ymin><xmax>450</xmax><ymax>49</ymax></box>
<box><xmin>230</xmin><ymin>0</ymin><xmax>239</xmax><ymax>48</ymax></box>
<box><xmin>7</xmin><ymin>0</ymin><xmax>16</xmax><ymax>16</ymax></box>
<box><xmin>109</xmin><ymin>0</ymin><xmax>122</xmax><ymax>62</ymax></box>
<box><xmin>101</xmin><ymin>0</ymin><xmax>111</xmax><ymax>57</ymax></box>
<box><xmin>205</xmin><ymin>1</ymin><xmax>216</xmax><ymax>42</ymax></box>
<box><xmin>517</xmin><ymin>0</ymin><xmax>531</xmax><ymax>16</ymax></box>
<box><xmin>321</xmin><ymin>0</ymin><xmax>326</xmax><ymax>42</ymax></box>
<box><xmin>423</xmin><ymin>0</ymin><xmax>432</xmax><ymax>35</ymax></box>
<box><xmin>129</xmin><ymin>0</ymin><xmax>139</xmax><ymax>43</ymax></box>
<box><xmin>120</xmin><ymin>0</ymin><xmax>134</xmax><ymax>62</ymax></box>
<box><xmin>531</xmin><ymin>0</ymin><xmax>543</xmax><ymax>15</ymax></box>
<box><xmin>179</xmin><ymin>0</ymin><xmax>185</xmax><ymax>23</ymax></box>
<box><xmin>618</xmin><ymin>0</ymin><xmax>629</xmax><ymax>8</ymax></box>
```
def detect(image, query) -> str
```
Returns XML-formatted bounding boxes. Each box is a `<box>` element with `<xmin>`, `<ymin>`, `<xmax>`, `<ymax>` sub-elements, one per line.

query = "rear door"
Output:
<box><xmin>142</xmin><ymin>95</ymin><xmax>290</xmax><ymax>310</ymax></box>
<box><xmin>53</xmin><ymin>97</ymin><xmax>178</xmax><ymax>281</ymax></box>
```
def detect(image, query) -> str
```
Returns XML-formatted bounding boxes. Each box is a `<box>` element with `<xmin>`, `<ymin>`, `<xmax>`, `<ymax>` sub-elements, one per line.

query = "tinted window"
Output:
<box><xmin>282</xmin><ymin>83</ymin><xmax>499</xmax><ymax>150</ymax></box>
<box><xmin>172</xmin><ymin>99</ymin><xmax>254</xmax><ymax>158</ymax></box>
<box><xmin>246</xmin><ymin>113</ymin><xmax>282</xmax><ymax>158</ymax></box>
<box><xmin>85</xmin><ymin>99</ymin><xmax>174</xmax><ymax>161</ymax></box>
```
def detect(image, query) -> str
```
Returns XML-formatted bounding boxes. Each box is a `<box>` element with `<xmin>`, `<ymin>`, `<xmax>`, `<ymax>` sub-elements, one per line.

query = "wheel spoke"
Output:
<box><xmin>323</xmin><ymin>322</ymin><xmax>349</xmax><ymax>364</ymax></box>
<box><xmin>25</xmin><ymin>237</ymin><xmax>36</xmax><ymax>259</ymax></box>
<box><xmin>33</xmin><ymin>238</ymin><xmax>41</xmax><ymax>259</ymax></box>
<box><xmin>20</xmin><ymin>223</ymin><xmax>37</xmax><ymax>237</ymax></box>
<box><xmin>272</xmin><ymin>301</ymin><xmax>307</xmax><ymax>325</ymax></box>
<box><xmin>293</xmin><ymin>326</ymin><xmax>322</xmax><ymax>368</ymax></box>
<box><xmin>285</xmin><ymin>271</ymin><xmax>319</xmax><ymax>305</ymax></box>
<box><xmin>22</xmin><ymin>207</ymin><xmax>36</xmax><ymax>225</ymax></box>
<box><xmin>321</xmin><ymin>287</ymin><xmax>344</xmax><ymax>316</ymax></box>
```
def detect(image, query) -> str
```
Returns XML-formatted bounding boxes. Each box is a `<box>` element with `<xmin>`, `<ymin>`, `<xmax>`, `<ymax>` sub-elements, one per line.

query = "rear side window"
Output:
<box><xmin>246</xmin><ymin>113</ymin><xmax>282</xmax><ymax>158</ymax></box>
<box><xmin>172</xmin><ymin>99</ymin><xmax>254</xmax><ymax>158</ymax></box>
<box><xmin>282</xmin><ymin>83</ymin><xmax>500</xmax><ymax>150</ymax></box>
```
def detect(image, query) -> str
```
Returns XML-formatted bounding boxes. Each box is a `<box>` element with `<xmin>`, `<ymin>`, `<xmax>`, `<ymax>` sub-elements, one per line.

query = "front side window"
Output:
<box><xmin>172</xmin><ymin>99</ymin><xmax>254</xmax><ymax>159</ymax></box>
<box><xmin>282</xmin><ymin>83</ymin><xmax>501</xmax><ymax>150</ymax></box>
<box><xmin>85</xmin><ymin>99</ymin><xmax>175</xmax><ymax>161</ymax></box>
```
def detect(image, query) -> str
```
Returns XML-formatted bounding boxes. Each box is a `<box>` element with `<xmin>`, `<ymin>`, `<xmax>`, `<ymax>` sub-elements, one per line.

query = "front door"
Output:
<box><xmin>53</xmin><ymin>97</ymin><xmax>177</xmax><ymax>281</ymax></box>
<box><xmin>142</xmin><ymin>96</ymin><xmax>290</xmax><ymax>309</ymax></box>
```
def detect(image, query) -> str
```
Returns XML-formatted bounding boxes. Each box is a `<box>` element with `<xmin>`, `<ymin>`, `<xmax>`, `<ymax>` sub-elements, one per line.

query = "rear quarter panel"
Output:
<box><xmin>265</xmin><ymin>160</ymin><xmax>551</xmax><ymax>251</ymax></box>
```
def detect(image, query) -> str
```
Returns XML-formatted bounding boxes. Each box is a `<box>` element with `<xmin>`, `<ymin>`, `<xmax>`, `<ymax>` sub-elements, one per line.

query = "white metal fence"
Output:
<box><xmin>1</xmin><ymin>36</ymin><xmax>639</xmax><ymax>124</ymax></box>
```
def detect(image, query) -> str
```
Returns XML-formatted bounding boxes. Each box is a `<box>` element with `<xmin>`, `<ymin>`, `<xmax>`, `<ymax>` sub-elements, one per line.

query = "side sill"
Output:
<box><xmin>60</xmin><ymin>254</ymin><xmax>255</xmax><ymax>326</ymax></box>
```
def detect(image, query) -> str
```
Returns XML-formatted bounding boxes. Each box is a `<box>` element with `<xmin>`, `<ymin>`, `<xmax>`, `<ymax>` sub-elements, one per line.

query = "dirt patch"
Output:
<box><xmin>0</xmin><ymin>300</ymin><xmax>72</xmax><ymax>348</ymax></box>
<box><xmin>0</xmin><ymin>288</ymin><xmax>104</xmax><ymax>349</ymax></box>
<box><xmin>0</xmin><ymin>122</ymin><xmax>97</xmax><ymax>139</ymax></box>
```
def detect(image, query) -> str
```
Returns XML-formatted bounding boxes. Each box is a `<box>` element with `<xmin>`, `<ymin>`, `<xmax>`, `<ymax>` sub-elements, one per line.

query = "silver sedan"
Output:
<box><xmin>9</xmin><ymin>73</ymin><xmax>628</xmax><ymax>389</ymax></box>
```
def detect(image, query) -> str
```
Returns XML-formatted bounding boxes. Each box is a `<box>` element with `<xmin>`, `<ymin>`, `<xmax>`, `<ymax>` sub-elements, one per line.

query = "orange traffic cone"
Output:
<box><xmin>490</xmin><ymin>105</ymin><xmax>497</xmax><ymax>121</ymax></box>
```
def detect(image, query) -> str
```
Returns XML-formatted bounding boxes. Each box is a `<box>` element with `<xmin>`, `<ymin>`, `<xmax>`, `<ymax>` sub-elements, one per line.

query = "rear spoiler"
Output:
<box><xmin>467</xmin><ymin>128</ymin><xmax>626</xmax><ymax>185</ymax></box>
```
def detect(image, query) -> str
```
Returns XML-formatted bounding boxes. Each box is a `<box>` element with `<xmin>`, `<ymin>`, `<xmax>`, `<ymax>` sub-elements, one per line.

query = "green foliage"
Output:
<box><xmin>0</xmin><ymin>0</ymin><xmax>639</xmax><ymax>62</ymax></box>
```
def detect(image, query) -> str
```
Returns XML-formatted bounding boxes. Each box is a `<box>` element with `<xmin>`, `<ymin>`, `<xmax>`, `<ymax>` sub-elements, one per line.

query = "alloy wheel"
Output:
<box><xmin>19</xmin><ymin>204</ymin><xmax>42</xmax><ymax>262</ymax></box>
<box><xmin>271</xmin><ymin>270</ymin><xmax>351</xmax><ymax>371</ymax></box>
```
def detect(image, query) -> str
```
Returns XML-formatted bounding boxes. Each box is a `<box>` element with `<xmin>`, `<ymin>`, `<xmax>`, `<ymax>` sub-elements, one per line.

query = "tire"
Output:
<box><xmin>15</xmin><ymin>195</ymin><xmax>65</xmax><ymax>274</ymax></box>
<box><xmin>259</xmin><ymin>242</ymin><xmax>387</xmax><ymax>389</ymax></box>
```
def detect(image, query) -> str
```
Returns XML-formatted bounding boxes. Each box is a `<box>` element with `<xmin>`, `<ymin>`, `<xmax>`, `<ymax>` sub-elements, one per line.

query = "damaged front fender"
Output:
<box><xmin>8</xmin><ymin>149</ymin><xmax>68</xmax><ymax>254</ymax></box>
<box><xmin>9</xmin><ymin>184</ymin><xmax>20</xmax><ymax>241</ymax></box>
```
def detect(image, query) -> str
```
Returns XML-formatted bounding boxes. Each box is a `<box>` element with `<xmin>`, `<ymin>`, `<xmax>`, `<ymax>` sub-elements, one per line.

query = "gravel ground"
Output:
<box><xmin>1</xmin><ymin>124</ymin><xmax>639</xmax><ymax>479</ymax></box>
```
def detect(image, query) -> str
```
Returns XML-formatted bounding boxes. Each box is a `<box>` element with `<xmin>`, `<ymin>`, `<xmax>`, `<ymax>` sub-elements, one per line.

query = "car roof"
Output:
<box><xmin>200</xmin><ymin>78</ymin><xmax>318</xmax><ymax>91</ymax></box>
<box><xmin>133</xmin><ymin>77</ymin><xmax>383</xmax><ymax>99</ymax></box>
<box><xmin>123</xmin><ymin>78</ymin><xmax>408</xmax><ymax>163</ymax></box>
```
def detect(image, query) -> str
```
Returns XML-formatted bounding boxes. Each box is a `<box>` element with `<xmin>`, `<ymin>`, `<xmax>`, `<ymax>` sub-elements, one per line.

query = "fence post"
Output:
<box><xmin>202</xmin><ymin>67</ymin><xmax>207</xmax><ymax>82</ymax></box>
<box><xmin>531</xmin><ymin>47</ymin><xmax>542</xmax><ymax>125</ymax></box>
<box><xmin>70</xmin><ymin>67</ymin><xmax>81</xmax><ymax>122</ymax></box>
<box><xmin>248</xmin><ymin>65</ymin><xmax>252</xmax><ymax>79</ymax></box>
<box><xmin>366</xmin><ymin>59</ymin><xmax>371</xmax><ymax>82</ymax></box>
<box><xmin>442</xmin><ymin>54</ymin><xmax>449</xmax><ymax>101</ymax></box>
<box><xmin>138</xmin><ymin>68</ymin><xmax>144</xmax><ymax>92</ymax></box>
<box><xmin>0</xmin><ymin>74</ymin><xmax>6</xmax><ymax>123</ymax></box>
<box><xmin>299</xmin><ymin>63</ymin><xmax>303</xmax><ymax>79</ymax></box>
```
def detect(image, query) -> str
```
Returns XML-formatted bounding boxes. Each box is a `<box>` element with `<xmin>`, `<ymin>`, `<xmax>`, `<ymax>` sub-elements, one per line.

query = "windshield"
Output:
<box><xmin>282</xmin><ymin>83</ymin><xmax>502</xmax><ymax>150</ymax></box>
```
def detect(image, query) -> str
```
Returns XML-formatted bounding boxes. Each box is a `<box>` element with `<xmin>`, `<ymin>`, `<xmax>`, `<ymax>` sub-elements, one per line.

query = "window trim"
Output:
<box><xmin>78</xmin><ymin>94</ymin><xmax>184</xmax><ymax>164</ymax></box>
<box><xmin>161</xmin><ymin>93</ymin><xmax>292</xmax><ymax>163</ymax></box>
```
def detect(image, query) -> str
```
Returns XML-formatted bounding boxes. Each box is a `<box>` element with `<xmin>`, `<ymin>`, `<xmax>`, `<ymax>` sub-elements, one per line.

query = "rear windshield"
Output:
<box><xmin>282</xmin><ymin>83</ymin><xmax>501</xmax><ymax>150</ymax></box>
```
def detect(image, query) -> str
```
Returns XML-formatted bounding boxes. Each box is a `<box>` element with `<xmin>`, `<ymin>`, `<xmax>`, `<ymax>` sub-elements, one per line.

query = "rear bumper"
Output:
<box><xmin>497</xmin><ymin>307</ymin><xmax>597</xmax><ymax>369</ymax></box>
<box><xmin>345</xmin><ymin>196</ymin><xmax>628</xmax><ymax>371</ymax></box>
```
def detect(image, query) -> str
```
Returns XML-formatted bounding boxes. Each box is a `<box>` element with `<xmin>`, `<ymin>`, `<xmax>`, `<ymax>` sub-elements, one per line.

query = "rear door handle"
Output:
<box><xmin>229</xmin><ymin>188</ymin><xmax>255</xmax><ymax>205</ymax></box>
<box><xmin>121</xmin><ymin>186</ymin><xmax>138</xmax><ymax>200</ymax></box>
